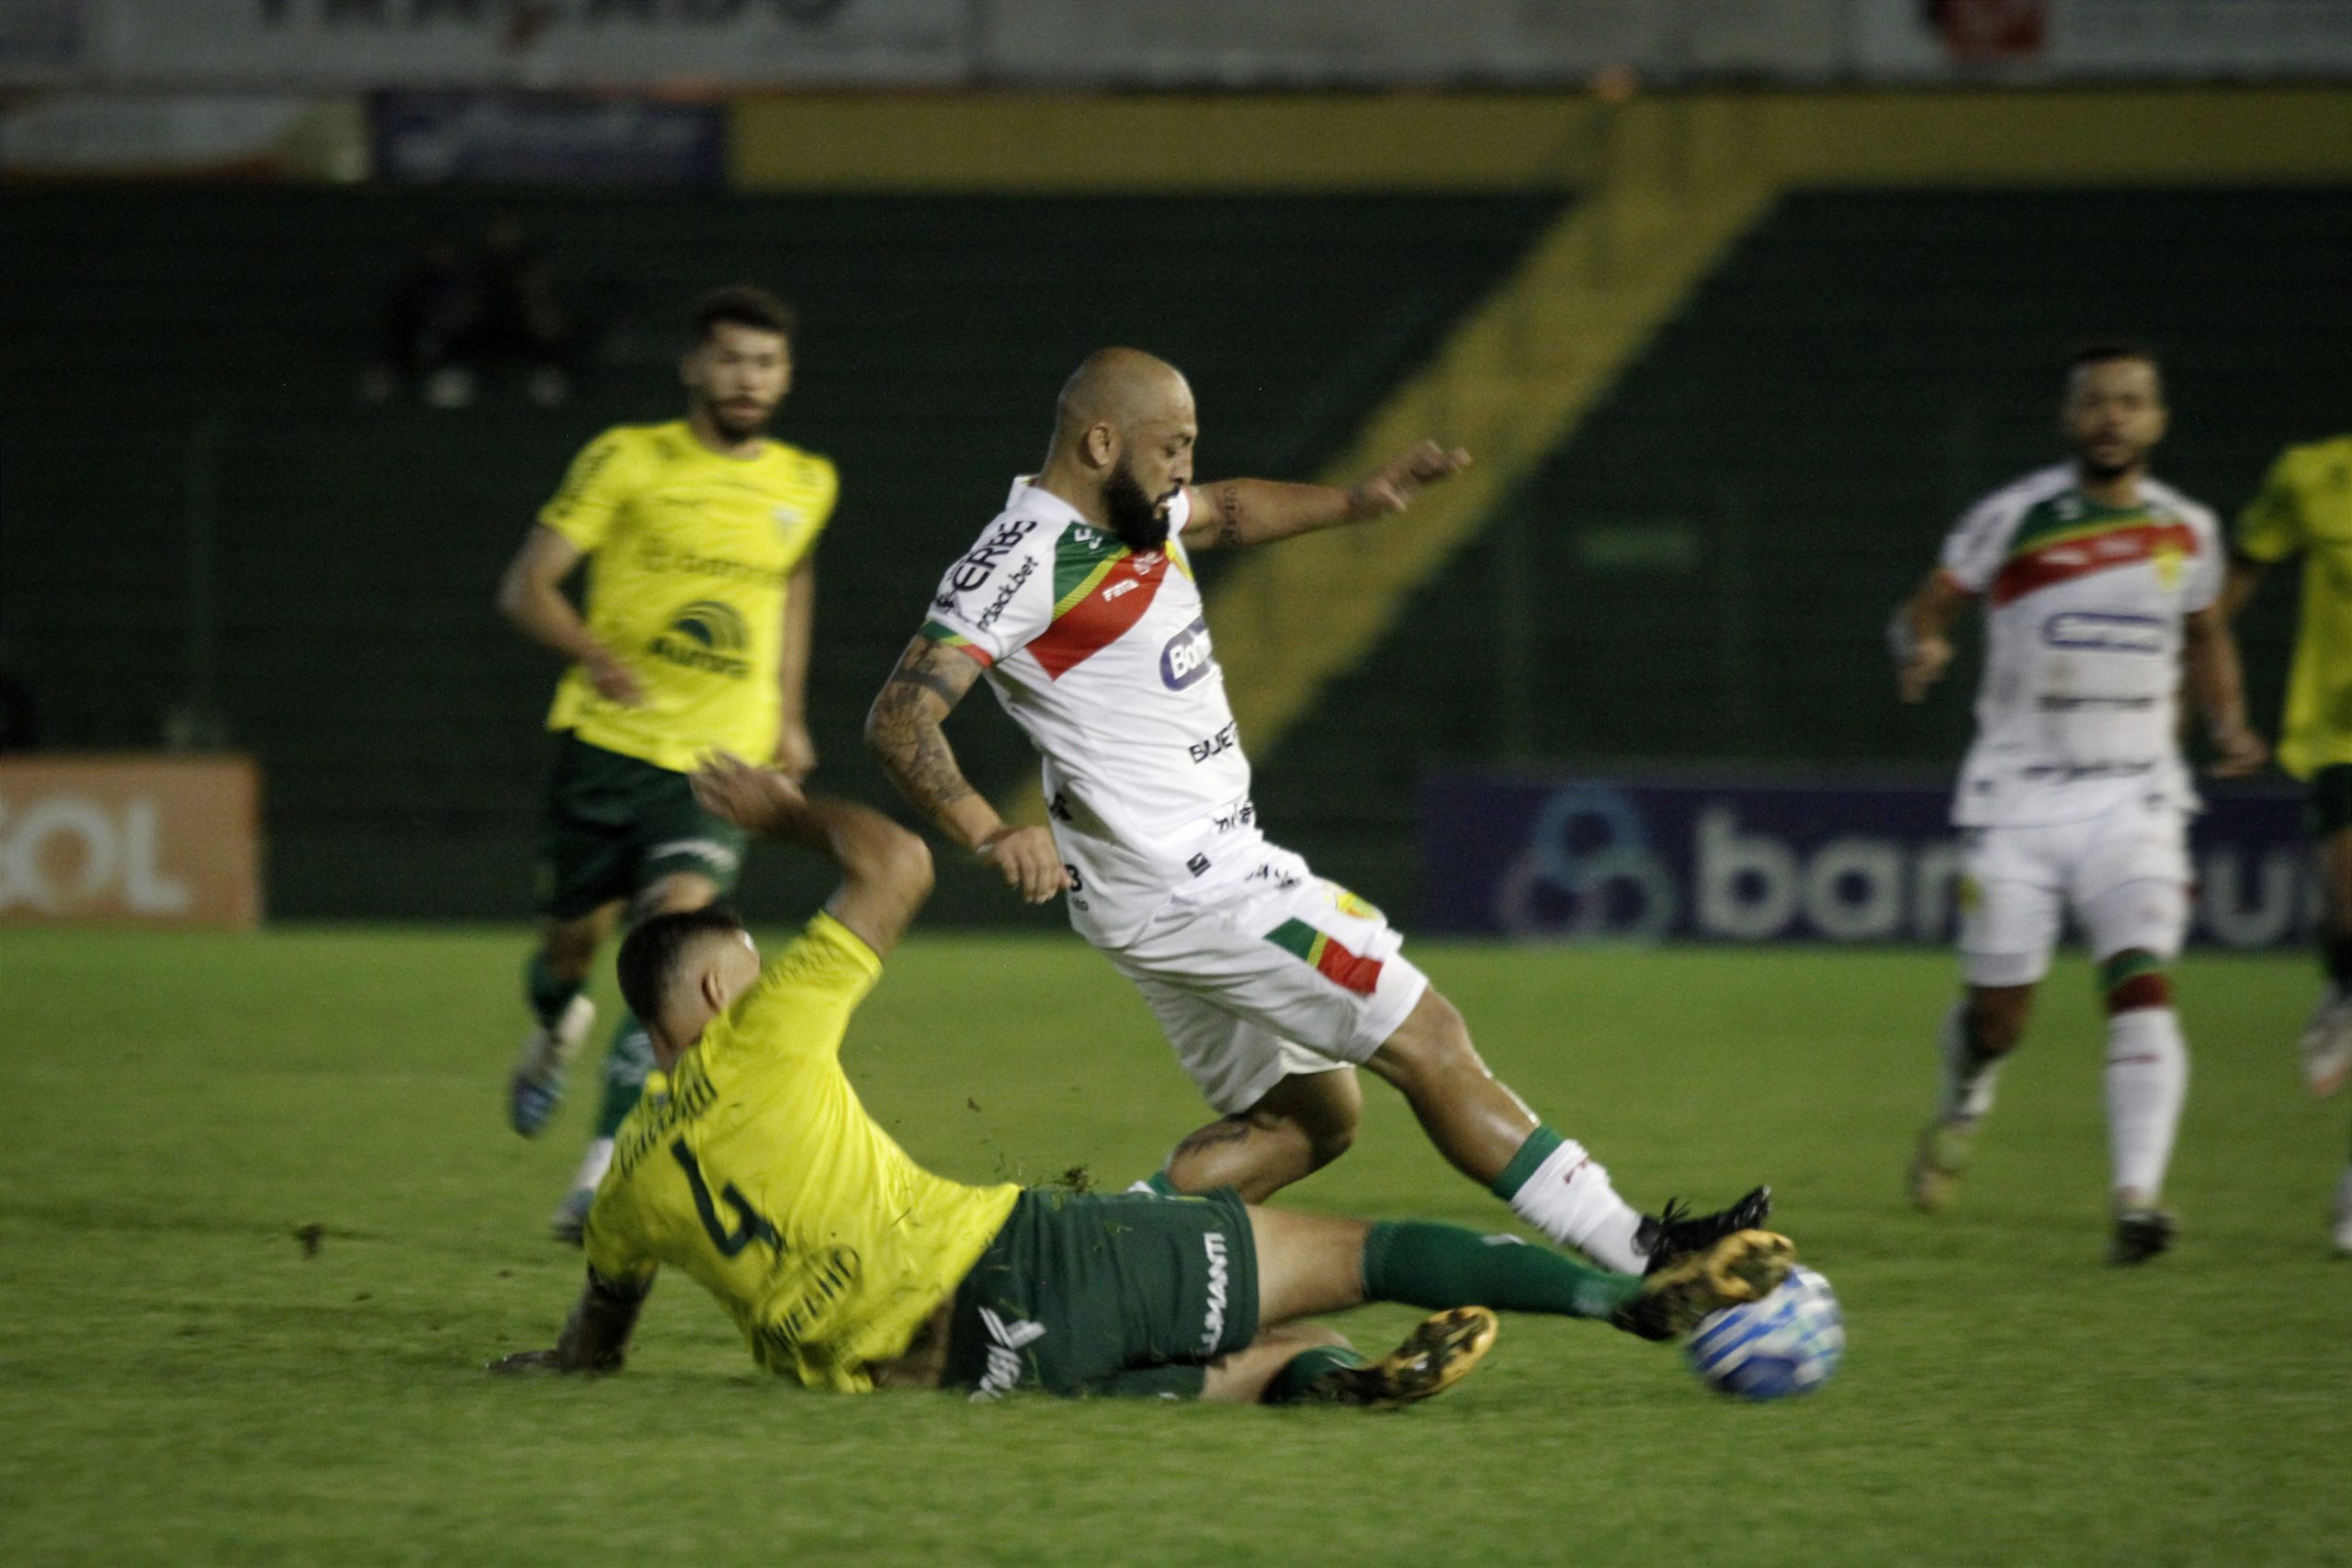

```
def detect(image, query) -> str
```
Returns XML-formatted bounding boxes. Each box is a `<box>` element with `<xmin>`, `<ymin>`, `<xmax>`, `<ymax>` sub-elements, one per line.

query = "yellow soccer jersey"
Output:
<box><xmin>582</xmin><ymin>912</ymin><xmax>1019</xmax><ymax>1392</ymax></box>
<box><xmin>2237</xmin><ymin>436</ymin><xmax>2352</xmax><ymax>778</ymax></box>
<box><xmin>540</xmin><ymin>421</ymin><xmax>837</xmax><ymax>773</ymax></box>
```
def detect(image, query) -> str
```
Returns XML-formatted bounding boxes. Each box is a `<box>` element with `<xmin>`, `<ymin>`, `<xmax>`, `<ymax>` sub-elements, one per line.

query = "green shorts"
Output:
<box><xmin>942</xmin><ymin>1188</ymin><xmax>1261</xmax><ymax>1400</ymax></box>
<box><xmin>535</xmin><ymin>732</ymin><xmax>747</xmax><ymax>920</ymax></box>
<box><xmin>2312</xmin><ymin>764</ymin><xmax>2352</xmax><ymax>840</ymax></box>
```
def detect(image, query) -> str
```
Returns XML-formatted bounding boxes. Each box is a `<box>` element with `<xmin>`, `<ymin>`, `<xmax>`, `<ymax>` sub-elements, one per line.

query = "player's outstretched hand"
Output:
<box><xmin>2206</xmin><ymin>721</ymin><xmax>2269</xmax><ymax>779</ymax></box>
<box><xmin>1895</xmin><ymin>637</ymin><xmax>1953</xmax><ymax>704</ymax></box>
<box><xmin>978</xmin><ymin>824</ymin><xmax>1070</xmax><ymax>905</ymax></box>
<box><xmin>1351</xmin><ymin>440</ymin><xmax>1473</xmax><ymax>520</ymax></box>
<box><xmin>692</xmin><ymin>750</ymin><xmax>806</xmax><ymax>833</ymax></box>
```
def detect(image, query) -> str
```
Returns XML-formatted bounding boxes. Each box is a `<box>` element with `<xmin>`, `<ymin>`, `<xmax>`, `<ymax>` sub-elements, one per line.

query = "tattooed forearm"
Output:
<box><xmin>865</xmin><ymin>640</ymin><xmax>985</xmax><ymax>828</ymax></box>
<box><xmin>894</xmin><ymin>719</ymin><xmax>977</xmax><ymax>814</ymax></box>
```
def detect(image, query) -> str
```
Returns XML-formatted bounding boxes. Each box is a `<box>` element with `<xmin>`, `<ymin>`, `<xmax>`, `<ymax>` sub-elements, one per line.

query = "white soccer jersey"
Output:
<box><xmin>1937</xmin><ymin>463</ymin><xmax>2224</xmax><ymax>827</ymax></box>
<box><xmin>922</xmin><ymin>479</ymin><xmax>1263</xmax><ymax>943</ymax></box>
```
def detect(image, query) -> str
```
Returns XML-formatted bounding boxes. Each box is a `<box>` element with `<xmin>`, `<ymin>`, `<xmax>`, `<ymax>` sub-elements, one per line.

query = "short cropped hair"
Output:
<box><xmin>695</xmin><ymin>286</ymin><xmax>796</xmax><ymax>344</ymax></box>
<box><xmin>2065</xmin><ymin>339</ymin><xmax>2159</xmax><ymax>378</ymax></box>
<box><xmin>616</xmin><ymin>905</ymin><xmax>749</xmax><ymax>1038</ymax></box>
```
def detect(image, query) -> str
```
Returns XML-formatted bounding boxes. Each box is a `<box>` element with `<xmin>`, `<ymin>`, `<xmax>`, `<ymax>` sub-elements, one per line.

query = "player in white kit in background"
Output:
<box><xmin>865</xmin><ymin>347</ymin><xmax>1770</xmax><ymax>1279</ymax></box>
<box><xmin>1891</xmin><ymin>342</ymin><xmax>2267</xmax><ymax>1262</ymax></box>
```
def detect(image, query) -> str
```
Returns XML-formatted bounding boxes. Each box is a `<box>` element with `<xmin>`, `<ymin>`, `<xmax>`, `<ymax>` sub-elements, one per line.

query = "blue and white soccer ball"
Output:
<box><xmin>1686</xmin><ymin>1264</ymin><xmax>1845</xmax><ymax>1400</ymax></box>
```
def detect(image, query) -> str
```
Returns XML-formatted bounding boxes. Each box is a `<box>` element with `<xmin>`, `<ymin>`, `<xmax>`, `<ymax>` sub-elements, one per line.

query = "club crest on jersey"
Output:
<box><xmin>1160</xmin><ymin>616</ymin><xmax>1215</xmax><ymax>690</ymax></box>
<box><xmin>2150</xmin><ymin>536</ymin><xmax>2186</xmax><ymax>591</ymax></box>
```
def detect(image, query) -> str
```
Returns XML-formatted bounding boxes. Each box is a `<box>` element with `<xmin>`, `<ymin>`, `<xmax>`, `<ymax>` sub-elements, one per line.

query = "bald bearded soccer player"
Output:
<box><xmin>865</xmin><ymin>348</ymin><xmax>1771</xmax><ymax>1277</ymax></box>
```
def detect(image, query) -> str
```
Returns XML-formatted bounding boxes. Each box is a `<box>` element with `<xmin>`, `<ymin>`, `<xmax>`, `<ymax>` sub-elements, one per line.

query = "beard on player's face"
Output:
<box><xmin>1102</xmin><ymin>457</ymin><xmax>1171</xmax><ymax>551</ymax></box>
<box><xmin>696</xmin><ymin>387</ymin><xmax>775</xmax><ymax>446</ymax></box>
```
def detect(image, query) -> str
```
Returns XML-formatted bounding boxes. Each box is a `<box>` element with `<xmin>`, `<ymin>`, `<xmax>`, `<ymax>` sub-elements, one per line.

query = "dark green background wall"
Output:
<box><xmin>0</xmin><ymin>186</ymin><xmax>2331</xmax><ymax>922</ymax></box>
<box><xmin>0</xmin><ymin>185</ymin><xmax>1558</xmax><ymax>920</ymax></box>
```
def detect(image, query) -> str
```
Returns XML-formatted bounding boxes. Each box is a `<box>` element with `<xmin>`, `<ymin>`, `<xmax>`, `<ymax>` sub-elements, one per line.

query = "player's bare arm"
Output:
<box><xmin>1181</xmin><ymin>440</ymin><xmax>1473</xmax><ymax>552</ymax></box>
<box><xmin>489</xmin><ymin>1268</ymin><xmax>647</xmax><ymax>1375</ymax></box>
<box><xmin>2181</xmin><ymin>604</ymin><xmax>2268</xmax><ymax>778</ymax></box>
<box><xmin>495</xmin><ymin>525</ymin><xmax>645</xmax><ymax>707</ymax></box>
<box><xmin>773</xmin><ymin>557</ymin><xmax>818</xmax><ymax>778</ymax></box>
<box><xmin>865</xmin><ymin>637</ymin><xmax>1070</xmax><ymax>906</ymax></box>
<box><xmin>1891</xmin><ymin>569</ymin><xmax>1973</xmax><ymax>703</ymax></box>
<box><xmin>691</xmin><ymin>751</ymin><xmax>934</xmax><ymax>955</ymax></box>
<box><xmin>2220</xmin><ymin>552</ymin><xmax>2268</xmax><ymax>620</ymax></box>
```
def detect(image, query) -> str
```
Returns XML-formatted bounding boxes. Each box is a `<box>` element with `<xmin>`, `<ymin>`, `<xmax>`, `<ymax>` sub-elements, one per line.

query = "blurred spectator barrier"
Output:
<box><xmin>6</xmin><ymin>1</ymin><xmax>2352</xmax><ymax>89</ymax></box>
<box><xmin>1420</xmin><ymin>772</ymin><xmax>2312</xmax><ymax>949</ymax></box>
<box><xmin>0</xmin><ymin>756</ymin><xmax>262</xmax><ymax>928</ymax></box>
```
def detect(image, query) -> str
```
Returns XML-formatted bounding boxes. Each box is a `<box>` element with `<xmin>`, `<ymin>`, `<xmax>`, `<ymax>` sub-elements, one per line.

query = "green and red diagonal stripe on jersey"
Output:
<box><xmin>919</xmin><ymin>620</ymin><xmax>995</xmax><ymax>668</ymax></box>
<box><xmin>1265</xmin><ymin>918</ymin><xmax>1384</xmax><ymax>996</ymax></box>
<box><xmin>1990</xmin><ymin>513</ymin><xmax>2197</xmax><ymax>606</ymax></box>
<box><xmin>1027</xmin><ymin>529</ymin><xmax>1172</xmax><ymax>679</ymax></box>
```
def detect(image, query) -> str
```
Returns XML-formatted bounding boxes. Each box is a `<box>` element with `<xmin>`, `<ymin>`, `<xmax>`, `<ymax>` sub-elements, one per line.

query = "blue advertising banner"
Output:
<box><xmin>371</xmin><ymin>93</ymin><xmax>723</xmax><ymax>186</ymax></box>
<box><xmin>1419</xmin><ymin>772</ymin><xmax>2313</xmax><ymax>950</ymax></box>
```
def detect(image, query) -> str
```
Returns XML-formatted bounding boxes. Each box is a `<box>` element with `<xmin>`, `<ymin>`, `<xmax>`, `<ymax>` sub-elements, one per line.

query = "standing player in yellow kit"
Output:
<box><xmin>494</xmin><ymin>287</ymin><xmax>837</xmax><ymax>1240</ymax></box>
<box><xmin>2230</xmin><ymin>432</ymin><xmax>2352</xmax><ymax>1250</ymax></box>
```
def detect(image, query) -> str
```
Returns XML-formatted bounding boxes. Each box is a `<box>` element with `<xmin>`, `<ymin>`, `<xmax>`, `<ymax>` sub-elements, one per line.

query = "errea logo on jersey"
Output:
<box><xmin>1160</xmin><ymin>616</ymin><xmax>1214</xmax><ymax>690</ymax></box>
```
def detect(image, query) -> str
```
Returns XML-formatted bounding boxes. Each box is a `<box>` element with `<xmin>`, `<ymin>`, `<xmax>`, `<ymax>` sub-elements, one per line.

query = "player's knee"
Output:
<box><xmin>2098</xmin><ymin>949</ymin><xmax>2173</xmax><ymax>1015</ymax></box>
<box><xmin>1254</xmin><ymin>1075</ymin><xmax>1361</xmax><ymax>1169</ymax></box>
<box><xmin>1371</xmin><ymin>989</ymin><xmax>1477</xmax><ymax>1094</ymax></box>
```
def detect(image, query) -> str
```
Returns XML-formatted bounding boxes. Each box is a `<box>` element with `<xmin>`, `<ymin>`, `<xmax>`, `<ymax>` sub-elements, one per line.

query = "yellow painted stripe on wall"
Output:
<box><xmin>732</xmin><ymin>88</ymin><xmax>2352</xmax><ymax>193</ymax></box>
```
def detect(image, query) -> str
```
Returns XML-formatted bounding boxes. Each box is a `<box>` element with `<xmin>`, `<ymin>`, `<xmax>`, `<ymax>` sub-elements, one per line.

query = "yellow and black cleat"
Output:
<box><xmin>1615</xmin><ymin>1229</ymin><xmax>1796</xmax><ymax>1341</ymax></box>
<box><xmin>1306</xmin><ymin>1307</ymin><xmax>1499</xmax><ymax>1410</ymax></box>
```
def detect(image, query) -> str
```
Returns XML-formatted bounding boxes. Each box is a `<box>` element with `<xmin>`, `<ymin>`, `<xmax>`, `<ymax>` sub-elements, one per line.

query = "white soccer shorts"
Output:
<box><xmin>1956</xmin><ymin>799</ymin><xmax>2192</xmax><ymax>987</ymax></box>
<box><xmin>1102</xmin><ymin>846</ymin><xmax>1431</xmax><ymax>1115</ymax></box>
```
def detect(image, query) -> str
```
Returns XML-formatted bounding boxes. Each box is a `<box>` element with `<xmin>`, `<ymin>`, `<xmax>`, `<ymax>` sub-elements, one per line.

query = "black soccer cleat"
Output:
<box><xmin>1635</xmin><ymin>1186</ymin><xmax>1773</xmax><ymax>1276</ymax></box>
<box><xmin>2109</xmin><ymin>1207</ymin><xmax>2177</xmax><ymax>1266</ymax></box>
<box><xmin>1300</xmin><ymin>1307</ymin><xmax>1499</xmax><ymax>1410</ymax></box>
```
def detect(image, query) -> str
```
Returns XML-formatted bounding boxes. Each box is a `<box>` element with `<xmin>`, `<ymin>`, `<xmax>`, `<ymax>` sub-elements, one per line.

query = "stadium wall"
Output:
<box><xmin>1</xmin><ymin>87</ymin><xmax>2342</xmax><ymax>923</ymax></box>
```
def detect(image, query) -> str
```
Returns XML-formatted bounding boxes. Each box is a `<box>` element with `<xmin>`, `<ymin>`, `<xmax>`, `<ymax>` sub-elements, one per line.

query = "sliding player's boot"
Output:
<box><xmin>1613</xmin><ymin>1230</ymin><xmax>1796</xmax><ymax>1341</ymax></box>
<box><xmin>508</xmin><ymin>995</ymin><xmax>595</xmax><ymax>1138</ymax></box>
<box><xmin>1908</xmin><ymin>1121</ymin><xmax>1977</xmax><ymax>1213</ymax></box>
<box><xmin>1635</xmin><ymin>1187</ymin><xmax>1773</xmax><ymax>1274</ymax></box>
<box><xmin>1299</xmin><ymin>1308</ymin><xmax>1498</xmax><ymax>1409</ymax></box>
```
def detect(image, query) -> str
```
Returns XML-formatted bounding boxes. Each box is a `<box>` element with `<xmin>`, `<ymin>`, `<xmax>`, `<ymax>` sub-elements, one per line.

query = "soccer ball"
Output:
<box><xmin>1686</xmin><ymin>1264</ymin><xmax>1844</xmax><ymax>1400</ymax></box>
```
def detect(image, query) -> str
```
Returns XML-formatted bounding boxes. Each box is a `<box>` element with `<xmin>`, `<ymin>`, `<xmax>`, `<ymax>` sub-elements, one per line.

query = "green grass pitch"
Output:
<box><xmin>1</xmin><ymin>925</ymin><xmax>2343</xmax><ymax>1567</ymax></box>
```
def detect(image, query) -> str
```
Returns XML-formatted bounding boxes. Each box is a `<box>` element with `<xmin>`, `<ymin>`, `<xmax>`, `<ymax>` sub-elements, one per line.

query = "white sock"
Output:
<box><xmin>1936</xmin><ymin>1000</ymin><xmax>2001</xmax><ymax>1124</ymax></box>
<box><xmin>2105</xmin><ymin>1009</ymin><xmax>2187</xmax><ymax>1201</ymax></box>
<box><xmin>1501</xmin><ymin>1133</ymin><xmax>1645</xmax><ymax>1273</ymax></box>
<box><xmin>570</xmin><ymin>1136</ymin><xmax>615</xmax><ymax>1196</ymax></box>
<box><xmin>2333</xmin><ymin>1164</ymin><xmax>2352</xmax><ymax>1250</ymax></box>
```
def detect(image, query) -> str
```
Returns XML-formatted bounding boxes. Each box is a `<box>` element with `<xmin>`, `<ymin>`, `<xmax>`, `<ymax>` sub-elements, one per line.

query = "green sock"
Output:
<box><xmin>525</xmin><ymin>953</ymin><xmax>583</xmax><ymax>1031</ymax></box>
<box><xmin>1363</xmin><ymin>1220</ymin><xmax>1642</xmax><ymax>1322</ymax></box>
<box><xmin>594</xmin><ymin>1013</ymin><xmax>655</xmax><ymax>1138</ymax></box>
<box><xmin>1262</xmin><ymin>1344</ymin><xmax>1370</xmax><ymax>1405</ymax></box>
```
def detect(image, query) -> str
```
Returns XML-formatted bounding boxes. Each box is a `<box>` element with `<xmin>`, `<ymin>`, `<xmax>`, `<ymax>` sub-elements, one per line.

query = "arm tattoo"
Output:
<box><xmin>867</xmin><ymin>644</ymin><xmax>980</xmax><ymax>818</ymax></box>
<box><xmin>1172</xmin><ymin>1118</ymin><xmax>1255</xmax><ymax>1158</ymax></box>
<box><xmin>1216</xmin><ymin>483</ymin><xmax>1247</xmax><ymax>548</ymax></box>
